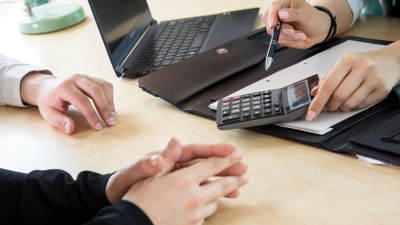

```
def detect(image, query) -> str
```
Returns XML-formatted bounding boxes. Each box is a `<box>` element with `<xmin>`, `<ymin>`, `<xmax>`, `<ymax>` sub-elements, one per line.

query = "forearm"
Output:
<box><xmin>20</xmin><ymin>72</ymin><xmax>56</xmax><ymax>105</ymax></box>
<box><xmin>308</xmin><ymin>0</ymin><xmax>353</xmax><ymax>36</ymax></box>
<box><xmin>380</xmin><ymin>40</ymin><xmax>400</xmax><ymax>84</ymax></box>
<box><xmin>0</xmin><ymin>169</ymin><xmax>111</xmax><ymax>225</ymax></box>
<box><xmin>0</xmin><ymin>53</ymin><xmax>51</xmax><ymax>107</ymax></box>
<box><xmin>86</xmin><ymin>201</ymin><xmax>153</xmax><ymax>225</ymax></box>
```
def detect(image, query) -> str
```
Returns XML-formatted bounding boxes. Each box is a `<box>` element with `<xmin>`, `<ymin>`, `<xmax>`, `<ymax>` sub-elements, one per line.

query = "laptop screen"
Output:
<box><xmin>89</xmin><ymin>0</ymin><xmax>153</xmax><ymax>67</ymax></box>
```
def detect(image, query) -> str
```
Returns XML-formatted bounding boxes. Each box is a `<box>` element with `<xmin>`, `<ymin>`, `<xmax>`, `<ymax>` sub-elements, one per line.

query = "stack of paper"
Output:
<box><xmin>209</xmin><ymin>40</ymin><xmax>384</xmax><ymax>135</ymax></box>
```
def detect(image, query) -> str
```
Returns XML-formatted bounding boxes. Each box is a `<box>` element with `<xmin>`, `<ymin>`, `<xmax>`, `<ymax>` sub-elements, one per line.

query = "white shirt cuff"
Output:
<box><xmin>346</xmin><ymin>0</ymin><xmax>366</xmax><ymax>28</ymax></box>
<box><xmin>1</xmin><ymin>66</ymin><xmax>51</xmax><ymax>107</ymax></box>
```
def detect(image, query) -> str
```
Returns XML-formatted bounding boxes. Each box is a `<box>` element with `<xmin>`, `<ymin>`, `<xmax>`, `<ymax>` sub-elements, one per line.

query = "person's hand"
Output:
<box><xmin>106</xmin><ymin>153</ymin><xmax>164</xmax><ymax>205</ymax></box>
<box><xmin>106</xmin><ymin>138</ymin><xmax>248</xmax><ymax>205</ymax></box>
<box><xmin>262</xmin><ymin>0</ymin><xmax>354</xmax><ymax>49</ymax></box>
<box><xmin>306</xmin><ymin>41</ymin><xmax>400</xmax><ymax>121</ymax></box>
<box><xmin>262</xmin><ymin>0</ymin><xmax>331</xmax><ymax>49</ymax></box>
<box><xmin>156</xmin><ymin>138</ymin><xmax>248</xmax><ymax>198</ymax></box>
<box><xmin>20</xmin><ymin>73</ymin><xmax>116</xmax><ymax>134</ymax></box>
<box><xmin>122</xmin><ymin>138</ymin><xmax>249</xmax><ymax>225</ymax></box>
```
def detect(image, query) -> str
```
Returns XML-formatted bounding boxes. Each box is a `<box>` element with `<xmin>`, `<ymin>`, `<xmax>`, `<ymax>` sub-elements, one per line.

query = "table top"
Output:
<box><xmin>1</xmin><ymin>1</ymin><xmax>400</xmax><ymax>224</ymax></box>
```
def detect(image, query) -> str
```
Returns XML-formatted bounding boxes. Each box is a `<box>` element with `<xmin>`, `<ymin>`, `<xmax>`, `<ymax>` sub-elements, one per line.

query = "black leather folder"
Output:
<box><xmin>138</xmin><ymin>28</ymin><xmax>400</xmax><ymax>166</ymax></box>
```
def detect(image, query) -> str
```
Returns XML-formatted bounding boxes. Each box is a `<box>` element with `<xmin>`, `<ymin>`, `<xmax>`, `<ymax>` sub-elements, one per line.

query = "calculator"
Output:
<box><xmin>216</xmin><ymin>74</ymin><xmax>319</xmax><ymax>130</ymax></box>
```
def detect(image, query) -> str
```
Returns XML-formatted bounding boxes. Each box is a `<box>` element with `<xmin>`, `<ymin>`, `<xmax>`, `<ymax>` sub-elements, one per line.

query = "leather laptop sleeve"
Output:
<box><xmin>138</xmin><ymin>28</ymin><xmax>400</xmax><ymax>166</ymax></box>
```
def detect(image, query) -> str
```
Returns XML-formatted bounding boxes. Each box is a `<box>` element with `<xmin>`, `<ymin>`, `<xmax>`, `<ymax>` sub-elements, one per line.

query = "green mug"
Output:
<box><xmin>25</xmin><ymin>0</ymin><xmax>48</xmax><ymax>7</ymax></box>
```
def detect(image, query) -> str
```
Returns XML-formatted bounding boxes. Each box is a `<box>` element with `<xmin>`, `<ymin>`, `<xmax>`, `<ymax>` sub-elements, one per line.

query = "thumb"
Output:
<box><xmin>106</xmin><ymin>153</ymin><xmax>164</xmax><ymax>205</ymax></box>
<box><xmin>127</xmin><ymin>154</ymin><xmax>164</xmax><ymax>179</ymax></box>
<box><xmin>311</xmin><ymin>77</ymin><xmax>325</xmax><ymax>96</ymax></box>
<box><xmin>159</xmin><ymin>137</ymin><xmax>183</xmax><ymax>176</ymax></box>
<box><xmin>278</xmin><ymin>8</ymin><xmax>307</xmax><ymax>23</ymax></box>
<box><xmin>40</xmin><ymin>107</ymin><xmax>75</xmax><ymax>134</ymax></box>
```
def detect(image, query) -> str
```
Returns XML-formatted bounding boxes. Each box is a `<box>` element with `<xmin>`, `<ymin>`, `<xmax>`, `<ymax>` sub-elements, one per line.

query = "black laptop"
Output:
<box><xmin>88</xmin><ymin>0</ymin><xmax>259</xmax><ymax>78</ymax></box>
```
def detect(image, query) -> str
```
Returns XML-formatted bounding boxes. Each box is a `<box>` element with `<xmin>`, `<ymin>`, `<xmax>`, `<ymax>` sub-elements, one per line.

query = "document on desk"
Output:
<box><xmin>209</xmin><ymin>40</ymin><xmax>385</xmax><ymax>135</ymax></box>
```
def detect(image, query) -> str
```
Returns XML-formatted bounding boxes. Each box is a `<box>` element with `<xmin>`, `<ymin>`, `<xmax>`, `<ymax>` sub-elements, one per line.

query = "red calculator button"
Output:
<box><xmin>222</xmin><ymin>97</ymin><xmax>231</xmax><ymax>102</ymax></box>
<box><xmin>232</xmin><ymin>95</ymin><xmax>241</xmax><ymax>101</ymax></box>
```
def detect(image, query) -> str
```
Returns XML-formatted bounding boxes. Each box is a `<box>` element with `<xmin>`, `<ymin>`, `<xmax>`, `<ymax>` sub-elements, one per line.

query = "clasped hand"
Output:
<box><xmin>106</xmin><ymin>138</ymin><xmax>249</xmax><ymax>225</ymax></box>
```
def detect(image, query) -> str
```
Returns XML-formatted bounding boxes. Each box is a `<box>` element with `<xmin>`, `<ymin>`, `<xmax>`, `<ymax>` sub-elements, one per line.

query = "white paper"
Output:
<box><xmin>356</xmin><ymin>155</ymin><xmax>387</xmax><ymax>165</ymax></box>
<box><xmin>210</xmin><ymin>40</ymin><xmax>385</xmax><ymax>135</ymax></box>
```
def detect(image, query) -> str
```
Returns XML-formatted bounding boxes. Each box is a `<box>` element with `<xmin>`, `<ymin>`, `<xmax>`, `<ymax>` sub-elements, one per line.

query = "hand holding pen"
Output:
<box><xmin>262</xmin><ymin>1</ymin><xmax>335</xmax><ymax>50</ymax></box>
<box><xmin>265</xmin><ymin>5</ymin><xmax>285</xmax><ymax>70</ymax></box>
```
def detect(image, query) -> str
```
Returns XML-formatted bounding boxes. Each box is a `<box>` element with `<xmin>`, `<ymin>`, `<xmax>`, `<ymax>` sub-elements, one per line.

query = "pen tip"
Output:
<box><xmin>265</xmin><ymin>57</ymin><xmax>273</xmax><ymax>70</ymax></box>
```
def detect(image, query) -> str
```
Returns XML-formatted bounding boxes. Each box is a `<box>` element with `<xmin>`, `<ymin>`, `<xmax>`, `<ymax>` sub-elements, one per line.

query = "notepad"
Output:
<box><xmin>209</xmin><ymin>40</ymin><xmax>385</xmax><ymax>135</ymax></box>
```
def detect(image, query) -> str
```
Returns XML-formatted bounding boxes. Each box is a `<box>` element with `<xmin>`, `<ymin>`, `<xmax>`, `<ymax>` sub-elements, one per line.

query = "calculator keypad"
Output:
<box><xmin>221</xmin><ymin>90</ymin><xmax>284</xmax><ymax>122</ymax></box>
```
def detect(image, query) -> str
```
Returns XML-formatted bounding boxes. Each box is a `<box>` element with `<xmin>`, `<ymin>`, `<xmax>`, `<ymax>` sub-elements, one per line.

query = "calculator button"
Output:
<box><xmin>232</xmin><ymin>96</ymin><xmax>241</xmax><ymax>101</ymax></box>
<box><xmin>222</xmin><ymin>106</ymin><xmax>230</xmax><ymax>111</ymax></box>
<box><xmin>264</xmin><ymin>90</ymin><xmax>271</xmax><ymax>94</ymax></box>
<box><xmin>252</xmin><ymin>100</ymin><xmax>260</xmax><ymax>105</ymax></box>
<box><xmin>253</xmin><ymin>105</ymin><xmax>261</xmax><ymax>110</ymax></box>
<box><xmin>252</xmin><ymin>96</ymin><xmax>261</xmax><ymax>101</ymax></box>
<box><xmin>242</xmin><ymin>98</ymin><xmax>251</xmax><ymax>103</ymax></box>
<box><xmin>274</xmin><ymin>107</ymin><xmax>282</xmax><ymax>113</ymax></box>
<box><xmin>253</xmin><ymin>110</ymin><xmax>261</xmax><ymax>116</ymax></box>
<box><xmin>263</xmin><ymin>94</ymin><xmax>271</xmax><ymax>99</ymax></box>
<box><xmin>231</xmin><ymin>109</ymin><xmax>240</xmax><ymax>114</ymax></box>
<box><xmin>242</xmin><ymin>112</ymin><xmax>251</xmax><ymax>118</ymax></box>
<box><xmin>264</xmin><ymin>103</ymin><xmax>272</xmax><ymax>108</ymax></box>
<box><xmin>222</xmin><ymin>102</ymin><xmax>230</xmax><ymax>107</ymax></box>
<box><xmin>222</xmin><ymin>97</ymin><xmax>231</xmax><ymax>102</ymax></box>
<box><xmin>222</xmin><ymin>110</ymin><xmax>230</xmax><ymax>116</ymax></box>
<box><xmin>243</xmin><ymin>94</ymin><xmax>251</xmax><ymax>98</ymax></box>
<box><xmin>231</xmin><ymin>104</ymin><xmax>240</xmax><ymax>109</ymax></box>
<box><xmin>222</xmin><ymin>114</ymin><xmax>240</xmax><ymax>121</ymax></box>
<box><xmin>263</xmin><ymin>99</ymin><xmax>271</xmax><ymax>103</ymax></box>
<box><xmin>242</xmin><ymin>102</ymin><xmax>250</xmax><ymax>107</ymax></box>
<box><xmin>242</xmin><ymin>107</ymin><xmax>251</xmax><ymax>112</ymax></box>
<box><xmin>274</xmin><ymin>102</ymin><xmax>281</xmax><ymax>107</ymax></box>
<box><xmin>232</xmin><ymin>100</ymin><xmax>240</xmax><ymax>105</ymax></box>
<box><xmin>253</xmin><ymin>92</ymin><xmax>261</xmax><ymax>96</ymax></box>
<box><xmin>264</xmin><ymin>108</ymin><xmax>272</xmax><ymax>114</ymax></box>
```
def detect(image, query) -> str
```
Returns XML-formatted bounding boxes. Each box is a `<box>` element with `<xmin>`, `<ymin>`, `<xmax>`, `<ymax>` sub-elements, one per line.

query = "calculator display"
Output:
<box><xmin>284</xmin><ymin>80</ymin><xmax>311</xmax><ymax>112</ymax></box>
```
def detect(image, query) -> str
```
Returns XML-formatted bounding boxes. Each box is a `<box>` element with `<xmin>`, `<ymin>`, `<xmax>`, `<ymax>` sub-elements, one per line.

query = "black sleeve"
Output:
<box><xmin>0</xmin><ymin>168</ymin><xmax>111</xmax><ymax>224</ymax></box>
<box><xmin>0</xmin><ymin>168</ymin><xmax>153</xmax><ymax>225</ymax></box>
<box><xmin>87</xmin><ymin>200</ymin><xmax>153</xmax><ymax>225</ymax></box>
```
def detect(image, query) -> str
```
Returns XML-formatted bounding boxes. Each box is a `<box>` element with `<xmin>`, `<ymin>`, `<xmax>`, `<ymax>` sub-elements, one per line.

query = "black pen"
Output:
<box><xmin>265</xmin><ymin>6</ymin><xmax>285</xmax><ymax>70</ymax></box>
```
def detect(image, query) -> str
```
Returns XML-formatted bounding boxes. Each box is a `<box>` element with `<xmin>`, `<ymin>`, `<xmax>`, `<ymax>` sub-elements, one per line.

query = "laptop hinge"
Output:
<box><xmin>115</xmin><ymin>65</ymin><xmax>125</xmax><ymax>76</ymax></box>
<box><xmin>120</xmin><ymin>24</ymin><xmax>153</xmax><ymax>68</ymax></box>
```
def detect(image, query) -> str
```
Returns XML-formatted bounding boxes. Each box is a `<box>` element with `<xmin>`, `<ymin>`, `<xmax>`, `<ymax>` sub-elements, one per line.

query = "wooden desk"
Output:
<box><xmin>1</xmin><ymin>1</ymin><xmax>400</xmax><ymax>224</ymax></box>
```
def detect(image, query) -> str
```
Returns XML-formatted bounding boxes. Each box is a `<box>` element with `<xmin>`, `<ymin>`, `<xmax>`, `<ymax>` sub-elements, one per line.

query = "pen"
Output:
<box><xmin>265</xmin><ymin>6</ymin><xmax>285</xmax><ymax>70</ymax></box>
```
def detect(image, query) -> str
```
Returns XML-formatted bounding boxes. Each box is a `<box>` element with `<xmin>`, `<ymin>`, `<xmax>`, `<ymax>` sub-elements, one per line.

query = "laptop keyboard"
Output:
<box><xmin>134</xmin><ymin>16</ymin><xmax>216</xmax><ymax>75</ymax></box>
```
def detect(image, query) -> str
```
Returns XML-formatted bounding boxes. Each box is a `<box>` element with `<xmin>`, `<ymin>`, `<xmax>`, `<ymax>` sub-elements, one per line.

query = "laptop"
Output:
<box><xmin>88</xmin><ymin>0</ymin><xmax>259</xmax><ymax>78</ymax></box>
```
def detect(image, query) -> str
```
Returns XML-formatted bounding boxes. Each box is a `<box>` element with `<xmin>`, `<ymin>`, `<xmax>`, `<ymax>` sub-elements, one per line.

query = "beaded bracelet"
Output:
<box><xmin>314</xmin><ymin>6</ymin><xmax>337</xmax><ymax>43</ymax></box>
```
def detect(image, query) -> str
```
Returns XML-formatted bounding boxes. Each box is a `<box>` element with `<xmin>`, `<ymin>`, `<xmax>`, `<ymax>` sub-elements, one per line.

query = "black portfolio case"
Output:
<box><xmin>138</xmin><ymin>28</ymin><xmax>400</xmax><ymax>166</ymax></box>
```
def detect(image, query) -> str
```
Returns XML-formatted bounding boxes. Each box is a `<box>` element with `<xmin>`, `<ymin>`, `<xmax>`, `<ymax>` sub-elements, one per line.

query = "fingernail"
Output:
<box><xmin>242</xmin><ymin>174</ymin><xmax>250</xmax><ymax>183</ymax></box>
<box><xmin>268</xmin><ymin>19</ymin><xmax>273</xmax><ymax>29</ymax></box>
<box><xmin>311</xmin><ymin>86</ymin><xmax>319</xmax><ymax>95</ymax></box>
<box><xmin>149</xmin><ymin>155</ymin><xmax>159</xmax><ymax>167</ymax></box>
<box><xmin>283</xmin><ymin>28</ymin><xmax>294</xmax><ymax>36</ymax></box>
<box><xmin>311</xmin><ymin>86</ymin><xmax>318</xmax><ymax>92</ymax></box>
<box><xmin>112</xmin><ymin>111</ymin><xmax>117</xmax><ymax>120</ymax></box>
<box><xmin>279</xmin><ymin>10</ymin><xmax>289</xmax><ymax>19</ymax></box>
<box><xmin>294</xmin><ymin>33</ymin><xmax>307</xmax><ymax>40</ymax></box>
<box><xmin>108</xmin><ymin>116</ymin><xmax>116</xmax><ymax>125</ymax></box>
<box><xmin>168</xmin><ymin>138</ymin><xmax>176</xmax><ymax>147</ymax></box>
<box><xmin>96</xmin><ymin>122</ymin><xmax>103</xmax><ymax>130</ymax></box>
<box><xmin>306</xmin><ymin>110</ymin><xmax>316</xmax><ymax>121</ymax></box>
<box><xmin>233</xmin><ymin>151</ymin><xmax>243</xmax><ymax>160</ymax></box>
<box><xmin>64</xmin><ymin>121</ymin><xmax>70</xmax><ymax>133</ymax></box>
